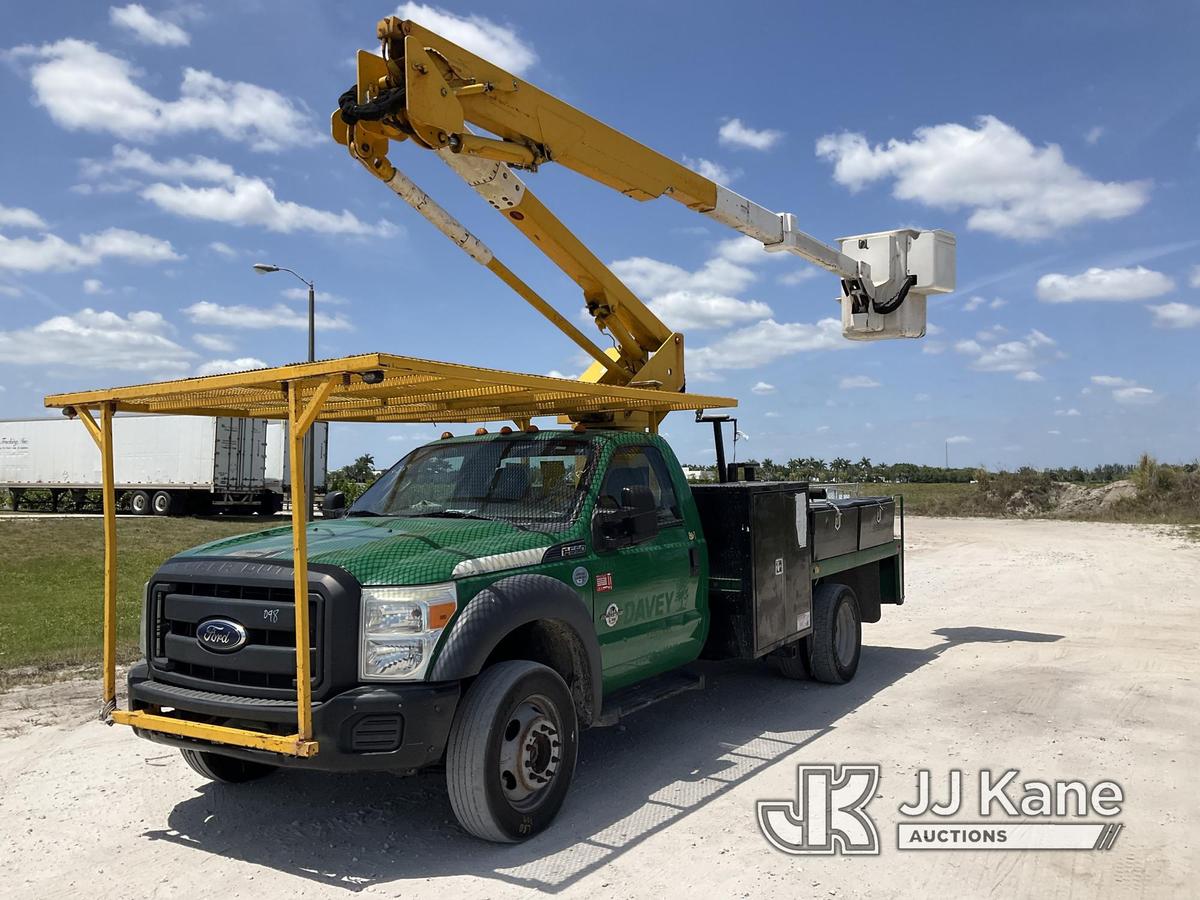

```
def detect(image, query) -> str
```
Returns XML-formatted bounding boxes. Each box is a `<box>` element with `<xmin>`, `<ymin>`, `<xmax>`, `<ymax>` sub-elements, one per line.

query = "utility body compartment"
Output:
<box><xmin>856</xmin><ymin>497</ymin><xmax>895</xmax><ymax>549</ymax></box>
<box><xmin>691</xmin><ymin>481</ymin><xmax>813</xmax><ymax>660</ymax></box>
<box><xmin>809</xmin><ymin>499</ymin><xmax>859</xmax><ymax>560</ymax></box>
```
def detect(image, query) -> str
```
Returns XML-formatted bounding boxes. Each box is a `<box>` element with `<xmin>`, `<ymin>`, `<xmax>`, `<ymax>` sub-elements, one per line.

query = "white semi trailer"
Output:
<box><xmin>0</xmin><ymin>415</ymin><xmax>275</xmax><ymax>515</ymax></box>
<box><xmin>263</xmin><ymin>421</ymin><xmax>329</xmax><ymax>512</ymax></box>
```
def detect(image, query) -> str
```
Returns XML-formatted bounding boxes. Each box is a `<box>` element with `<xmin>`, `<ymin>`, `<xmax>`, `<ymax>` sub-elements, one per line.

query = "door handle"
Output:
<box><xmin>688</xmin><ymin>546</ymin><xmax>701</xmax><ymax>576</ymax></box>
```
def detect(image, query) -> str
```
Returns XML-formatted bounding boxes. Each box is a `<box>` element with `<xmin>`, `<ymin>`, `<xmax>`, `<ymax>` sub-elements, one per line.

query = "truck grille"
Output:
<box><xmin>149</xmin><ymin>577</ymin><xmax>325</xmax><ymax>700</ymax></box>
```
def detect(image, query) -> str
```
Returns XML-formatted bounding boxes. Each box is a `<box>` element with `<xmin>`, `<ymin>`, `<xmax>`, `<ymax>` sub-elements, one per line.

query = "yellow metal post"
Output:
<box><xmin>288</xmin><ymin>381</ymin><xmax>314</xmax><ymax>741</ymax></box>
<box><xmin>99</xmin><ymin>403</ymin><xmax>118</xmax><ymax>714</ymax></box>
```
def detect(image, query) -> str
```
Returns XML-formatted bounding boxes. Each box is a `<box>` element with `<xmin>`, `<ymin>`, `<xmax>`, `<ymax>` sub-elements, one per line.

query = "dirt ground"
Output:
<box><xmin>1</xmin><ymin>518</ymin><xmax>1197</xmax><ymax>898</ymax></box>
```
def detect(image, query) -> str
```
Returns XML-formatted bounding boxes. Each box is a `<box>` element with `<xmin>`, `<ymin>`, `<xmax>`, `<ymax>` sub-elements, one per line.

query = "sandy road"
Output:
<box><xmin>1</xmin><ymin>518</ymin><xmax>1197</xmax><ymax>898</ymax></box>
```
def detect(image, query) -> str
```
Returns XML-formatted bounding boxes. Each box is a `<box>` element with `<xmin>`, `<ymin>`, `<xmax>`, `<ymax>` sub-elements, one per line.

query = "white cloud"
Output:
<box><xmin>839</xmin><ymin>375</ymin><xmax>881</xmax><ymax>389</ymax></box>
<box><xmin>194</xmin><ymin>333</ymin><xmax>234</xmax><ymax>352</ymax></box>
<box><xmin>0</xmin><ymin>285</ymin><xmax>21</xmax><ymax>298</ymax></box>
<box><xmin>961</xmin><ymin>295</ymin><xmax>1006</xmax><ymax>313</ymax></box>
<box><xmin>9</xmin><ymin>39</ymin><xmax>315</xmax><ymax>152</ymax></box>
<box><xmin>1084</xmin><ymin>126</ymin><xmax>1104</xmax><ymax>145</ymax></box>
<box><xmin>82</xmin><ymin>278</ymin><xmax>109</xmax><ymax>294</ymax></box>
<box><xmin>0</xmin><ymin>227</ymin><xmax>179</xmax><ymax>272</ymax></box>
<box><xmin>184</xmin><ymin>300</ymin><xmax>352</xmax><ymax>331</ymax></box>
<box><xmin>945</xmin><ymin>435</ymin><xmax>972</xmax><ymax>444</ymax></box>
<box><xmin>545</xmin><ymin>369</ymin><xmax>570</xmax><ymax>379</ymax></box>
<box><xmin>778</xmin><ymin>268</ymin><xmax>820</xmax><ymax>286</ymax></box>
<box><xmin>956</xmin><ymin>328</ymin><xmax>1059</xmax><ymax>379</ymax></box>
<box><xmin>816</xmin><ymin>115</ymin><xmax>1149</xmax><ymax>238</ymax></box>
<box><xmin>1190</xmin><ymin>265</ymin><xmax>1200</xmax><ymax>288</ymax></box>
<box><xmin>0</xmin><ymin>308</ymin><xmax>193</xmax><ymax>372</ymax></box>
<box><xmin>1149</xmin><ymin>302</ymin><xmax>1200</xmax><ymax>329</ymax></box>
<box><xmin>815</xmin><ymin>425</ymin><xmax>830</xmax><ymax>433</ymax></box>
<box><xmin>718</xmin><ymin>118</ymin><xmax>782</xmax><ymax>151</ymax></box>
<box><xmin>1048</xmin><ymin>429</ymin><xmax>1062</xmax><ymax>436</ymax></box>
<box><xmin>0</xmin><ymin>204</ymin><xmax>47</xmax><ymax>230</ymax></box>
<box><xmin>109</xmin><ymin>4</ymin><xmax>189</xmax><ymax>47</ymax></box>
<box><xmin>396</xmin><ymin>3</ymin><xmax>536</xmax><ymax>73</ymax></box>
<box><xmin>1037</xmin><ymin>266</ymin><xmax>1173</xmax><ymax>302</ymax></box>
<box><xmin>611</xmin><ymin>250</ymin><xmax>770</xmax><ymax>330</ymax></box>
<box><xmin>764</xmin><ymin>411</ymin><xmax>781</xmax><ymax>418</ymax></box>
<box><xmin>1055</xmin><ymin>408</ymin><xmax>1082</xmax><ymax>417</ymax></box>
<box><xmin>689</xmin><ymin>318</ymin><xmax>846</xmax><ymax>376</ymax></box>
<box><xmin>1091</xmin><ymin>375</ymin><xmax>1134</xmax><ymax>387</ymax></box>
<box><xmin>79</xmin><ymin>145</ymin><xmax>392</xmax><ymax>236</ymax></box>
<box><xmin>1113</xmin><ymin>386</ymin><xmax>1157</xmax><ymax>405</ymax></box>
<box><xmin>682</xmin><ymin>155</ymin><xmax>737</xmax><ymax>183</ymax></box>
<box><xmin>976</xmin><ymin>325</ymin><xmax>1008</xmax><ymax>342</ymax></box>
<box><xmin>914</xmin><ymin>392</ymin><xmax>931</xmax><ymax>402</ymax></box>
<box><xmin>645</xmin><ymin>291</ymin><xmax>772</xmax><ymax>330</ymax></box>
<box><xmin>751</xmin><ymin>381</ymin><xmax>776</xmax><ymax>394</ymax></box>
<box><xmin>196</xmin><ymin>357</ymin><xmax>268</xmax><ymax>376</ymax></box>
<box><xmin>142</xmin><ymin>178</ymin><xmax>392</xmax><ymax>236</ymax></box>
<box><xmin>209</xmin><ymin>241</ymin><xmax>237</xmax><ymax>257</ymax></box>
<box><xmin>281</xmin><ymin>286</ymin><xmax>352</xmax><ymax>306</ymax></box>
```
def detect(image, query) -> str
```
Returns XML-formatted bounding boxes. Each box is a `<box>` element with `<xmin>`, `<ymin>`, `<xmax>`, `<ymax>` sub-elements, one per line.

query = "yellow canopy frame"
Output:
<box><xmin>45</xmin><ymin>353</ymin><xmax>734</xmax><ymax>758</ymax></box>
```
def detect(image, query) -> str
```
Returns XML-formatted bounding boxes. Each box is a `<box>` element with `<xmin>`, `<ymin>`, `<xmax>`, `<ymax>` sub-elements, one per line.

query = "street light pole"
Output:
<box><xmin>254</xmin><ymin>263</ymin><xmax>318</xmax><ymax>521</ymax></box>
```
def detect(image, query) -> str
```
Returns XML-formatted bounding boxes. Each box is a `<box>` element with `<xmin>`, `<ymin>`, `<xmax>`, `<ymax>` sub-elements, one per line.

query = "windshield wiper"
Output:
<box><xmin>346</xmin><ymin>510</ymin><xmax>386</xmax><ymax>517</ymax></box>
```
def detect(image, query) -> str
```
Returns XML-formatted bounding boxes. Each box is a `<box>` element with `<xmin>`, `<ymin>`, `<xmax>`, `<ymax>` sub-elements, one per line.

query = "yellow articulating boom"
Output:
<box><xmin>333</xmin><ymin>17</ymin><xmax>955</xmax><ymax>429</ymax></box>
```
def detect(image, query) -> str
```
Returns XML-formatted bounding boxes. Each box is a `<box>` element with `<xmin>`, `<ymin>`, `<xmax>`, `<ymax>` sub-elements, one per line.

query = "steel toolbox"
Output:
<box><xmin>855</xmin><ymin>497</ymin><xmax>896</xmax><ymax>550</ymax></box>
<box><xmin>810</xmin><ymin>499</ymin><xmax>860</xmax><ymax>560</ymax></box>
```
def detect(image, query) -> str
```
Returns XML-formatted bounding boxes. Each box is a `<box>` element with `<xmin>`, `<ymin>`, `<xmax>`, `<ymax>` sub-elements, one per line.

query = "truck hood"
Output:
<box><xmin>173</xmin><ymin>516</ymin><xmax>558</xmax><ymax>586</ymax></box>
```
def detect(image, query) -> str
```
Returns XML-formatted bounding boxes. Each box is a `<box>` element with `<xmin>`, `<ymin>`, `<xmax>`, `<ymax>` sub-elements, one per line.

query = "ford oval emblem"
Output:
<box><xmin>196</xmin><ymin>618</ymin><xmax>247</xmax><ymax>654</ymax></box>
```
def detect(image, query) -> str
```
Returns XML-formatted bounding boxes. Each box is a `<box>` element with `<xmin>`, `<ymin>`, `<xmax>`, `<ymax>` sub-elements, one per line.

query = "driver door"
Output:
<box><xmin>591</xmin><ymin>445</ymin><xmax>701</xmax><ymax>691</ymax></box>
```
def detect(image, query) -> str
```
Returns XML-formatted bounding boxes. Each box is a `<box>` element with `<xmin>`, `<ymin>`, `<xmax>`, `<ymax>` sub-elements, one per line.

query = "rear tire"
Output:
<box><xmin>446</xmin><ymin>660</ymin><xmax>578</xmax><ymax>843</ymax></box>
<box><xmin>180</xmin><ymin>749</ymin><xmax>277</xmax><ymax>783</ymax></box>
<box><xmin>129</xmin><ymin>490</ymin><xmax>151</xmax><ymax>515</ymax></box>
<box><xmin>151</xmin><ymin>490</ymin><xmax>174</xmax><ymax>516</ymax></box>
<box><xmin>808</xmin><ymin>583</ymin><xmax>862</xmax><ymax>684</ymax></box>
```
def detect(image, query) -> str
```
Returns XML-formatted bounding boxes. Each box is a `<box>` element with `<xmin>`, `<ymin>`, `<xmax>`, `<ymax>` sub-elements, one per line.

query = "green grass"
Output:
<box><xmin>0</xmin><ymin>517</ymin><xmax>270</xmax><ymax>683</ymax></box>
<box><xmin>885</xmin><ymin>483</ymin><xmax>975</xmax><ymax>516</ymax></box>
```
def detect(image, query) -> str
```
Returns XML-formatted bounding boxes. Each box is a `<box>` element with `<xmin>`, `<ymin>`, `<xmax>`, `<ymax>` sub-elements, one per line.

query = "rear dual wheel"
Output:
<box><xmin>772</xmin><ymin>583</ymin><xmax>862</xmax><ymax>684</ymax></box>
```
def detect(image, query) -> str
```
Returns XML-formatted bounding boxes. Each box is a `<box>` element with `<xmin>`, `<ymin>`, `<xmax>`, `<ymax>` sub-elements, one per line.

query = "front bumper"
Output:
<box><xmin>127</xmin><ymin>663</ymin><xmax>460</xmax><ymax>772</ymax></box>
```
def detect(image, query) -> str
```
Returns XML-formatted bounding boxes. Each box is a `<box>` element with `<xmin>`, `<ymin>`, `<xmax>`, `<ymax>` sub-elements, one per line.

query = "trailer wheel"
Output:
<box><xmin>180</xmin><ymin>748</ymin><xmax>277</xmax><ymax>783</ymax></box>
<box><xmin>808</xmin><ymin>583</ymin><xmax>862</xmax><ymax>684</ymax></box>
<box><xmin>446</xmin><ymin>660</ymin><xmax>578</xmax><ymax>843</ymax></box>
<box><xmin>129</xmin><ymin>490</ymin><xmax>151</xmax><ymax>515</ymax></box>
<box><xmin>151</xmin><ymin>490</ymin><xmax>174</xmax><ymax>516</ymax></box>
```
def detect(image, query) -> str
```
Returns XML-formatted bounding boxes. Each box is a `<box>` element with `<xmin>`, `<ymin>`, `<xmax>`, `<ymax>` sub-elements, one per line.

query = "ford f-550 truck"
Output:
<box><xmin>128</xmin><ymin>427</ymin><xmax>902</xmax><ymax>841</ymax></box>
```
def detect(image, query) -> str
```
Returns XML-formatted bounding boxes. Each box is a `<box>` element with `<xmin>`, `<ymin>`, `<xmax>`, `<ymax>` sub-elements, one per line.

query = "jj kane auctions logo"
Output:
<box><xmin>758</xmin><ymin>765</ymin><xmax>1124</xmax><ymax>854</ymax></box>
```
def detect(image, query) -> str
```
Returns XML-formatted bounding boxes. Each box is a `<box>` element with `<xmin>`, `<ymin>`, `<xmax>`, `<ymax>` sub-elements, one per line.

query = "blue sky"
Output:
<box><xmin>0</xmin><ymin>1</ymin><xmax>1197</xmax><ymax>470</ymax></box>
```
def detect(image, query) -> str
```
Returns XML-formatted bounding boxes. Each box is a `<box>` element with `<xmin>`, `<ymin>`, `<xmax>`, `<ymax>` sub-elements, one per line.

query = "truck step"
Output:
<box><xmin>594</xmin><ymin>669</ymin><xmax>704</xmax><ymax>727</ymax></box>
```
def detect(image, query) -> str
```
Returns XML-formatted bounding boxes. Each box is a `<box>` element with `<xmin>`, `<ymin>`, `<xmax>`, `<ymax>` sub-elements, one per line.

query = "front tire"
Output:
<box><xmin>808</xmin><ymin>583</ymin><xmax>862</xmax><ymax>684</ymax></box>
<box><xmin>446</xmin><ymin>660</ymin><xmax>579</xmax><ymax>843</ymax></box>
<box><xmin>180</xmin><ymin>748</ymin><xmax>277</xmax><ymax>783</ymax></box>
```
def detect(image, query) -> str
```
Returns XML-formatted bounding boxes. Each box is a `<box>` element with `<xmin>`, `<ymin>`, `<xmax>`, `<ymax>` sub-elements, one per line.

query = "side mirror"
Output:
<box><xmin>592</xmin><ymin>483</ymin><xmax>659</xmax><ymax>550</ymax></box>
<box><xmin>322</xmin><ymin>490</ymin><xmax>348</xmax><ymax>519</ymax></box>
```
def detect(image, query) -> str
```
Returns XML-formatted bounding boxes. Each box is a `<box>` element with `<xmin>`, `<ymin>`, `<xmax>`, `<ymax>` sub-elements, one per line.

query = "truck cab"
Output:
<box><xmin>128</xmin><ymin>428</ymin><xmax>904</xmax><ymax>842</ymax></box>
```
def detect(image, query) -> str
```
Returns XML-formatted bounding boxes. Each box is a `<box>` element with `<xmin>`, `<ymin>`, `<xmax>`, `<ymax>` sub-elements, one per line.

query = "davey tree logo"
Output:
<box><xmin>757</xmin><ymin>764</ymin><xmax>880</xmax><ymax>855</ymax></box>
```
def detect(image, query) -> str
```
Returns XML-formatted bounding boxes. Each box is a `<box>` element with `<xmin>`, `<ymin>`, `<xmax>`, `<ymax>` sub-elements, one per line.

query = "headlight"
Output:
<box><xmin>359</xmin><ymin>583</ymin><xmax>457</xmax><ymax>681</ymax></box>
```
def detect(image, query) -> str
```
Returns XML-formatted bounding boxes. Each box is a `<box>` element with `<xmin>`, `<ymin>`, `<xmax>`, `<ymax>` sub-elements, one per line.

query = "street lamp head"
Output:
<box><xmin>252</xmin><ymin>263</ymin><xmax>280</xmax><ymax>274</ymax></box>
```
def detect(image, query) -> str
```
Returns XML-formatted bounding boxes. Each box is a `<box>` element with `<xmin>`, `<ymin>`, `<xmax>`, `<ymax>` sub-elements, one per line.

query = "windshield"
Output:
<box><xmin>349</xmin><ymin>436</ymin><xmax>596</xmax><ymax>529</ymax></box>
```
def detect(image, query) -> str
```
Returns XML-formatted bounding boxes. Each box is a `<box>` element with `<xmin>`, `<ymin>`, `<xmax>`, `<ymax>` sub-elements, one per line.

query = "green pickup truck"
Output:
<box><xmin>129</xmin><ymin>427</ymin><xmax>904</xmax><ymax>842</ymax></box>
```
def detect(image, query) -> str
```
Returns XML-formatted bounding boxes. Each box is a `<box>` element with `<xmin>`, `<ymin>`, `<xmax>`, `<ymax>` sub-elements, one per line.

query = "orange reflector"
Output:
<box><xmin>429</xmin><ymin>602</ymin><xmax>456</xmax><ymax>629</ymax></box>
<box><xmin>500</xmin><ymin>426</ymin><xmax>513</xmax><ymax>434</ymax></box>
<box><xmin>440</xmin><ymin>431</ymin><xmax>453</xmax><ymax>439</ymax></box>
<box><xmin>475</xmin><ymin>427</ymin><xmax>488</xmax><ymax>435</ymax></box>
<box><xmin>572</xmin><ymin>422</ymin><xmax>587</xmax><ymax>433</ymax></box>
<box><xmin>526</xmin><ymin>424</ymin><xmax>539</xmax><ymax>433</ymax></box>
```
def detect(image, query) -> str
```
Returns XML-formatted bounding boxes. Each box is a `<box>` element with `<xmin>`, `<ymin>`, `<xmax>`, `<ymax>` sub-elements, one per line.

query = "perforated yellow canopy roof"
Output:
<box><xmin>43</xmin><ymin>352</ymin><xmax>735</xmax><ymax>426</ymax></box>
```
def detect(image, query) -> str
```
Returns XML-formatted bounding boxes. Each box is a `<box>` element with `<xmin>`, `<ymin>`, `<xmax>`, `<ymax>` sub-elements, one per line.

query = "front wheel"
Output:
<box><xmin>446</xmin><ymin>660</ymin><xmax>579</xmax><ymax>842</ymax></box>
<box><xmin>180</xmin><ymin>748</ymin><xmax>277</xmax><ymax>783</ymax></box>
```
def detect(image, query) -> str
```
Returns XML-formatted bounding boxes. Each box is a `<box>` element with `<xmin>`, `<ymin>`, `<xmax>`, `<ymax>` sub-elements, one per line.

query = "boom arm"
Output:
<box><xmin>333</xmin><ymin>16</ymin><xmax>954</xmax><ymax>418</ymax></box>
